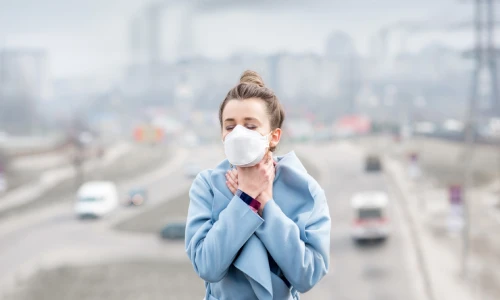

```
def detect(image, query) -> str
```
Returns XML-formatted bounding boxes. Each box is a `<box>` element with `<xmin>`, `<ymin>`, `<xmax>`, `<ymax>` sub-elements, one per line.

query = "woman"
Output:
<box><xmin>185</xmin><ymin>70</ymin><xmax>331</xmax><ymax>300</ymax></box>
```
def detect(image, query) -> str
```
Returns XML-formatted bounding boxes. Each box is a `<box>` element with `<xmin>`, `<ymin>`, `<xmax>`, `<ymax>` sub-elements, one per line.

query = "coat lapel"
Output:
<box><xmin>233</xmin><ymin>235</ymin><xmax>273</xmax><ymax>299</ymax></box>
<box><xmin>210</xmin><ymin>163</ymin><xmax>233</xmax><ymax>221</ymax></box>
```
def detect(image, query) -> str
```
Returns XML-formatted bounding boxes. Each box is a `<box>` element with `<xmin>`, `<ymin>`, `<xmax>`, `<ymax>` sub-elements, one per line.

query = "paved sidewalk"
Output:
<box><xmin>384</xmin><ymin>157</ymin><xmax>478</xmax><ymax>300</ymax></box>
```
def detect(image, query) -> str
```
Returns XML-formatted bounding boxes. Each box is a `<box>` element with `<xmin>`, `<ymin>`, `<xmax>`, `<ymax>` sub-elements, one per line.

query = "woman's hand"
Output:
<box><xmin>225</xmin><ymin>169</ymin><xmax>238</xmax><ymax>195</ymax></box>
<box><xmin>226</xmin><ymin>152</ymin><xmax>275</xmax><ymax>214</ymax></box>
<box><xmin>236</xmin><ymin>152</ymin><xmax>274</xmax><ymax>199</ymax></box>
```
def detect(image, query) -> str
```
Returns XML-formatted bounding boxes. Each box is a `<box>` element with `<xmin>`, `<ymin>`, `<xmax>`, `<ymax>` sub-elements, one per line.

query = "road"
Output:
<box><xmin>0</xmin><ymin>141</ymin><xmax>420</xmax><ymax>300</ymax></box>
<box><xmin>297</xmin><ymin>142</ymin><xmax>418</xmax><ymax>300</ymax></box>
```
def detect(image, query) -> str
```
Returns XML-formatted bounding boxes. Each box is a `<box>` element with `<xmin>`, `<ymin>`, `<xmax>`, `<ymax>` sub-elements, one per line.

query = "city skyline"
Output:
<box><xmin>0</xmin><ymin>0</ymin><xmax>484</xmax><ymax>79</ymax></box>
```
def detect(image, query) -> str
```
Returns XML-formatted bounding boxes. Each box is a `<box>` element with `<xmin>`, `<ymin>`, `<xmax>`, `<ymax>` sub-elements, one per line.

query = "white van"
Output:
<box><xmin>75</xmin><ymin>181</ymin><xmax>119</xmax><ymax>218</ymax></box>
<box><xmin>350</xmin><ymin>191</ymin><xmax>390</xmax><ymax>241</ymax></box>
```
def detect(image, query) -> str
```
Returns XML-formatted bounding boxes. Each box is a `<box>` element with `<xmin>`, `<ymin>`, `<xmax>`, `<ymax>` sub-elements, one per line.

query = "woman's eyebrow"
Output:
<box><xmin>224</xmin><ymin>117</ymin><xmax>261</xmax><ymax>123</ymax></box>
<box><xmin>244</xmin><ymin>117</ymin><xmax>260</xmax><ymax>123</ymax></box>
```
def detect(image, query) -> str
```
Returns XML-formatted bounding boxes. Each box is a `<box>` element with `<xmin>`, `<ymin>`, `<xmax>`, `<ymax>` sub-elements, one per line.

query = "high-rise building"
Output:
<box><xmin>0</xmin><ymin>49</ymin><xmax>50</xmax><ymax>100</ymax></box>
<box><xmin>0</xmin><ymin>48</ymin><xmax>50</xmax><ymax>133</ymax></box>
<box><xmin>325</xmin><ymin>31</ymin><xmax>358</xmax><ymax>60</ymax></box>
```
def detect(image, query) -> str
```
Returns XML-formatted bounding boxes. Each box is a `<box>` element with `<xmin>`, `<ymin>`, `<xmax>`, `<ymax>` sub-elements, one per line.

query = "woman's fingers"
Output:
<box><xmin>225</xmin><ymin>179</ymin><xmax>236</xmax><ymax>194</ymax></box>
<box><xmin>230</xmin><ymin>169</ymin><xmax>238</xmax><ymax>182</ymax></box>
<box><xmin>268</xmin><ymin>164</ymin><xmax>275</xmax><ymax>178</ymax></box>
<box><xmin>226</xmin><ymin>173</ymin><xmax>235</xmax><ymax>187</ymax></box>
<box><xmin>267</xmin><ymin>154</ymin><xmax>275</xmax><ymax>169</ymax></box>
<box><xmin>227</xmin><ymin>170</ymin><xmax>238</xmax><ymax>185</ymax></box>
<box><xmin>269</xmin><ymin>157</ymin><xmax>276</xmax><ymax>175</ymax></box>
<box><xmin>259</xmin><ymin>153</ymin><xmax>274</xmax><ymax>178</ymax></box>
<box><xmin>225</xmin><ymin>169</ymin><xmax>239</xmax><ymax>194</ymax></box>
<box><xmin>226</xmin><ymin>170</ymin><xmax>238</xmax><ymax>191</ymax></box>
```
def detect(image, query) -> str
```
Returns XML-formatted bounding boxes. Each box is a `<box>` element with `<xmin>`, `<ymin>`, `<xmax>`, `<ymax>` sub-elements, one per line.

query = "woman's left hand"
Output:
<box><xmin>226</xmin><ymin>168</ymin><xmax>239</xmax><ymax>194</ymax></box>
<box><xmin>226</xmin><ymin>152</ymin><xmax>277</xmax><ymax>203</ymax></box>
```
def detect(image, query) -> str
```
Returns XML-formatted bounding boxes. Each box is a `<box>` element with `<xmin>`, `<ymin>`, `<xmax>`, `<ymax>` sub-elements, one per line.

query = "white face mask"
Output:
<box><xmin>223</xmin><ymin>125</ymin><xmax>271</xmax><ymax>167</ymax></box>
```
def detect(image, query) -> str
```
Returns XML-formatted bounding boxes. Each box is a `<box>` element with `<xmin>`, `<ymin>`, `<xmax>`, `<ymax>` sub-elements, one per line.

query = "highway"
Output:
<box><xmin>297</xmin><ymin>142</ymin><xmax>418</xmax><ymax>300</ymax></box>
<box><xmin>0</xmin><ymin>141</ymin><xmax>420</xmax><ymax>300</ymax></box>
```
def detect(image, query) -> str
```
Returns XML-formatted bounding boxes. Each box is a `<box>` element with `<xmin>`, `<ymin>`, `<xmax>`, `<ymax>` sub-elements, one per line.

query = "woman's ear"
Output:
<box><xmin>269</xmin><ymin>128</ymin><xmax>282</xmax><ymax>149</ymax></box>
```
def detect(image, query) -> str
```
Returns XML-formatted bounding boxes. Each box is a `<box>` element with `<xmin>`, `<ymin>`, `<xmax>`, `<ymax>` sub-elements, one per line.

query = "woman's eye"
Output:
<box><xmin>225</xmin><ymin>126</ymin><xmax>235</xmax><ymax>131</ymax></box>
<box><xmin>245</xmin><ymin>125</ymin><xmax>257</xmax><ymax>130</ymax></box>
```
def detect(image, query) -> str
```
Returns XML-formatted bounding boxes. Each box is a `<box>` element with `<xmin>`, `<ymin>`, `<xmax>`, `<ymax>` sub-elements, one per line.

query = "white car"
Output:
<box><xmin>350</xmin><ymin>191</ymin><xmax>390</xmax><ymax>242</ymax></box>
<box><xmin>75</xmin><ymin>181</ymin><xmax>119</xmax><ymax>218</ymax></box>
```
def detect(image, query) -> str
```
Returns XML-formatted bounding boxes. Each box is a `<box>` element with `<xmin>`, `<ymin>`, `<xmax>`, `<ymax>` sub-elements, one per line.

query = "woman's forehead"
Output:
<box><xmin>222</xmin><ymin>98</ymin><xmax>268</xmax><ymax>121</ymax></box>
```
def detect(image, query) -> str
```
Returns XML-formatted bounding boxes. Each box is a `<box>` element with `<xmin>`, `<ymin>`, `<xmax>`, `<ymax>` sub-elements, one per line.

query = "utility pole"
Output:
<box><xmin>462</xmin><ymin>0</ymin><xmax>480</xmax><ymax>277</ymax></box>
<box><xmin>462</xmin><ymin>0</ymin><xmax>499</xmax><ymax>277</ymax></box>
<box><xmin>486</xmin><ymin>0</ymin><xmax>499</xmax><ymax>114</ymax></box>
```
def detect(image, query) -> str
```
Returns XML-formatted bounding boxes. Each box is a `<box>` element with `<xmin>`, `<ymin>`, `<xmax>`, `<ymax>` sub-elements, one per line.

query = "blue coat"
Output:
<box><xmin>185</xmin><ymin>151</ymin><xmax>331</xmax><ymax>300</ymax></box>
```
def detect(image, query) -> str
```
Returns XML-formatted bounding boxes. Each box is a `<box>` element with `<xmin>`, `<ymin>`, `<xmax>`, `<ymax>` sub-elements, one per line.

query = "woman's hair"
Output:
<box><xmin>219</xmin><ymin>70</ymin><xmax>285</xmax><ymax>151</ymax></box>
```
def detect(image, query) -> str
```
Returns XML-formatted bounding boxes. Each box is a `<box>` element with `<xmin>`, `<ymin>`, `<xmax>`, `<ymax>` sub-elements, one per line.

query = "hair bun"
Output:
<box><xmin>239</xmin><ymin>70</ymin><xmax>265</xmax><ymax>87</ymax></box>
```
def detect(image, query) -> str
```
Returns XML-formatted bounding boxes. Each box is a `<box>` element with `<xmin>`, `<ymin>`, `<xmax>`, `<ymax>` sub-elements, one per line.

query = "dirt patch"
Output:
<box><xmin>3</xmin><ymin>260</ymin><xmax>205</xmax><ymax>300</ymax></box>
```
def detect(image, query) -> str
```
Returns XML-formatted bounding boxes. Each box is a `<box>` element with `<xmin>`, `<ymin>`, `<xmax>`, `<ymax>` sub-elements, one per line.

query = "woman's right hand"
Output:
<box><xmin>236</xmin><ymin>152</ymin><xmax>274</xmax><ymax>199</ymax></box>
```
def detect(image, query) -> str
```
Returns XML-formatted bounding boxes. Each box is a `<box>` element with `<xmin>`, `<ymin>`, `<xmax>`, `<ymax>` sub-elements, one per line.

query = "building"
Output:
<box><xmin>0</xmin><ymin>49</ymin><xmax>51</xmax><ymax>134</ymax></box>
<box><xmin>0</xmin><ymin>49</ymin><xmax>50</xmax><ymax>100</ymax></box>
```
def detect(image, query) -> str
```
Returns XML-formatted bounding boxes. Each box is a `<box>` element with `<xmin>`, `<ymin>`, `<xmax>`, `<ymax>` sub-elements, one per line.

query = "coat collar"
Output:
<box><xmin>208</xmin><ymin>151</ymin><xmax>306</xmax><ymax>299</ymax></box>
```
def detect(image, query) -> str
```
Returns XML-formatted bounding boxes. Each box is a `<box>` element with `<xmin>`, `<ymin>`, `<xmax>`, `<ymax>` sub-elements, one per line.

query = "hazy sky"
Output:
<box><xmin>0</xmin><ymin>0</ymin><xmax>486</xmax><ymax>79</ymax></box>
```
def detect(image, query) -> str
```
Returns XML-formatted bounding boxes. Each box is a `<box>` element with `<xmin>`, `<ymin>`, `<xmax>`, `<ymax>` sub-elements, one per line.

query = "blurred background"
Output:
<box><xmin>0</xmin><ymin>0</ymin><xmax>499</xmax><ymax>299</ymax></box>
